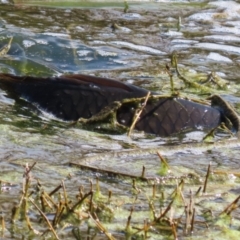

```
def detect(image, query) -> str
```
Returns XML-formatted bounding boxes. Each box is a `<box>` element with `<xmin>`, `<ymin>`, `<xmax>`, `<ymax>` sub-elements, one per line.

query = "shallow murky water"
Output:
<box><xmin>1</xmin><ymin>1</ymin><xmax>240</xmax><ymax>239</ymax></box>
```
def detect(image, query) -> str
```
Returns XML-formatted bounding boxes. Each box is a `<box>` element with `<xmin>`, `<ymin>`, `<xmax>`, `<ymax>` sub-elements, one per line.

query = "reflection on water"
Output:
<box><xmin>1</xmin><ymin>1</ymin><xmax>240</xmax><ymax>238</ymax></box>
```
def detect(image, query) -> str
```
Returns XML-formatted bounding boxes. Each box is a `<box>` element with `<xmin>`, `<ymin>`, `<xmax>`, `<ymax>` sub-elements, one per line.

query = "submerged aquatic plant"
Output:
<box><xmin>0</xmin><ymin>37</ymin><xmax>13</xmax><ymax>57</ymax></box>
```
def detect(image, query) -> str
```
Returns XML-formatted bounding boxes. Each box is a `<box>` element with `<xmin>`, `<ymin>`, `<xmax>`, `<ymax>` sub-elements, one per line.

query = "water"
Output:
<box><xmin>1</xmin><ymin>1</ymin><xmax>240</xmax><ymax>239</ymax></box>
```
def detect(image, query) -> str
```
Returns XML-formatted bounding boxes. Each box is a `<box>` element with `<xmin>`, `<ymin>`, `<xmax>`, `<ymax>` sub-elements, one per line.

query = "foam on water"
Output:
<box><xmin>207</xmin><ymin>52</ymin><xmax>232</xmax><ymax>63</ymax></box>
<box><xmin>22</xmin><ymin>40</ymin><xmax>35</xmax><ymax>48</ymax></box>
<box><xmin>204</xmin><ymin>35</ymin><xmax>240</xmax><ymax>43</ymax></box>
<box><xmin>194</xmin><ymin>42</ymin><xmax>240</xmax><ymax>55</ymax></box>
<box><xmin>110</xmin><ymin>41</ymin><xmax>166</xmax><ymax>55</ymax></box>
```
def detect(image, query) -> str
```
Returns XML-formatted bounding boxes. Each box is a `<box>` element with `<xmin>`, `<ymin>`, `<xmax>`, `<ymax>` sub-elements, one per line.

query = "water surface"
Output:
<box><xmin>1</xmin><ymin>1</ymin><xmax>240</xmax><ymax>239</ymax></box>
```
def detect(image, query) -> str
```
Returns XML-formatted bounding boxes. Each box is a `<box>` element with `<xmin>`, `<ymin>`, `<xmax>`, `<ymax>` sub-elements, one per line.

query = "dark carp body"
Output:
<box><xmin>0</xmin><ymin>73</ymin><xmax>231</xmax><ymax>136</ymax></box>
<box><xmin>117</xmin><ymin>97</ymin><xmax>221</xmax><ymax>136</ymax></box>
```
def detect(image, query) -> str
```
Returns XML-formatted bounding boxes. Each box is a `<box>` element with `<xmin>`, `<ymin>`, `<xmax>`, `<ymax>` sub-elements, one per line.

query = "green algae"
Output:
<box><xmin>1</xmin><ymin>146</ymin><xmax>240</xmax><ymax>239</ymax></box>
<box><xmin>0</xmin><ymin>1</ymin><xmax>240</xmax><ymax>239</ymax></box>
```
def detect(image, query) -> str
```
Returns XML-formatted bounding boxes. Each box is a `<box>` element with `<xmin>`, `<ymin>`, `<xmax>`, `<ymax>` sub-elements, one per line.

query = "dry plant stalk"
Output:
<box><xmin>1</xmin><ymin>215</ymin><xmax>5</xmax><ymax>238</ymax></box>
<box><xmin>49</xmin><ymin>184</ymin><xmax>62</xmax><ymax>196</ymax></box>
<box><xmin>171</xmin><ymin>221</ymin><xmax>178</xmax><ymax>240</ymax></box>
<box><xmin>11</xmin><ymin>162</ymin><xmax>37</xmax><ymax>223</ymax></box>
<box><xmin>132</xmin><ymin>219</ymin><xmax>152</xmax><ymax>238</ymax></box>
<box><xmin>52</xmin><ymin>202</ymin><xmax>65</xmax><ymax>227</ymax></box>
<box><xmin>108</xmin><ymin>190</ymin><xmax>112</xmax><ymax>202</ymax></box>
<box><xmin>26</xmin><ymin>215</ymin><xmax>35</xmax><ymax>232</ymax></box>
<box><xmin>43</xmin><ymin>191</ymin><xmax>58</xmax><ymax>209</ymax></box>
<box><xmin>71</xmin><ymin>191</ymin><xmax>93</xmax><ymax>212</ymax></box>
<box><xmin>141</xmin><ymin>166</ymin><xmax>146</xmax><ymax>178</ymax></box>
<box><xmin>89</xmin><ymin>212</ymin><xmax>116</xmax><ymax>240</ymax></box>
<box><xmin>213</xmin><ymin>170</ymin><xmax>240</xmax><ymax>177</ymax></box>
<box><xmin>195</xmin><ymin>186</ymin><xmax>202</xmax><ymax>196</ymax></box>
<box><xmin>125</xmin><ymin>207</ymin><xmax>134</xmax><ymax>232</ymax></box>
<box><xmin>191</xmin><ymin>208</ymin><xmax>196</xmax><ymax>233</ymax></box>
<box><xmin>185</xmin><ymin>191</ymin><xmax>194</xmax><ymax>234</ymax></box>
<box><xmin>62</xmin><ymin>180</ymin><xmax>70</xmax><ymax>211</ymax></box>
<box><xmin>89</xmin><ymin>188</ymin><xmax>94</xmax><ymax>213</ymax></box>
<box><xmin>220</xmin><ymin>195</ymin><xmax>240</xmax><ymax>216</ymax></box>
<box><xmin>170</xmin><ymin>179</ymin><xmax>184</xmax><ymax>198</ymax></box>
<box><xmin>156</xmin><ymin>199</ymin><xmax>174</xmax><ymax>222</ymax></box>
<box><xmin>157</xmin><ymin>151</ymin><xmax>170</xmax><ymax>176</ymax></box>
<box><xmin>70</xmin><ymin>162</ymin><xmax>152</xmax><ymax>181</ymax></box>
<box><xmin>152</xmin><ymin>183</ymin><xmax>156</xmax><ymax>199</ymax></box>
<box><xmin>165</xmin><ymin>63</ymin><xmax>174</xmax><ymax>93</ymax></box>
<box><xmin>169</xmin><ymin>207</ymin><xmax>178</xmax><ymax>240</ymax></box>
<box><xmin>203</xmin><ymin>163</ymin><xmax>211</xmax><ymax>193</ymax></box>
<box><xmin>40</xmin><ymin>191</ymin><xmax>56</xmax><ymax>212</ymax></box>
<box><xmin>184</xmin><ymin>204</ymin><xmax>190</xmax><ymax>234</ymax></box>
<box><xmin>128</xmin><ymin>91</ymin><xmax>151</xmax><ymax>137</ymax></box>
<box><xmin>157</xmin><ymin>152</ymin><xmax>170</xmax><ymax>168</ymax></box>
<box><xmin>29</xmin><ymin>198</ymin><xmax>60</xmax><ymax>240</ymax></box>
